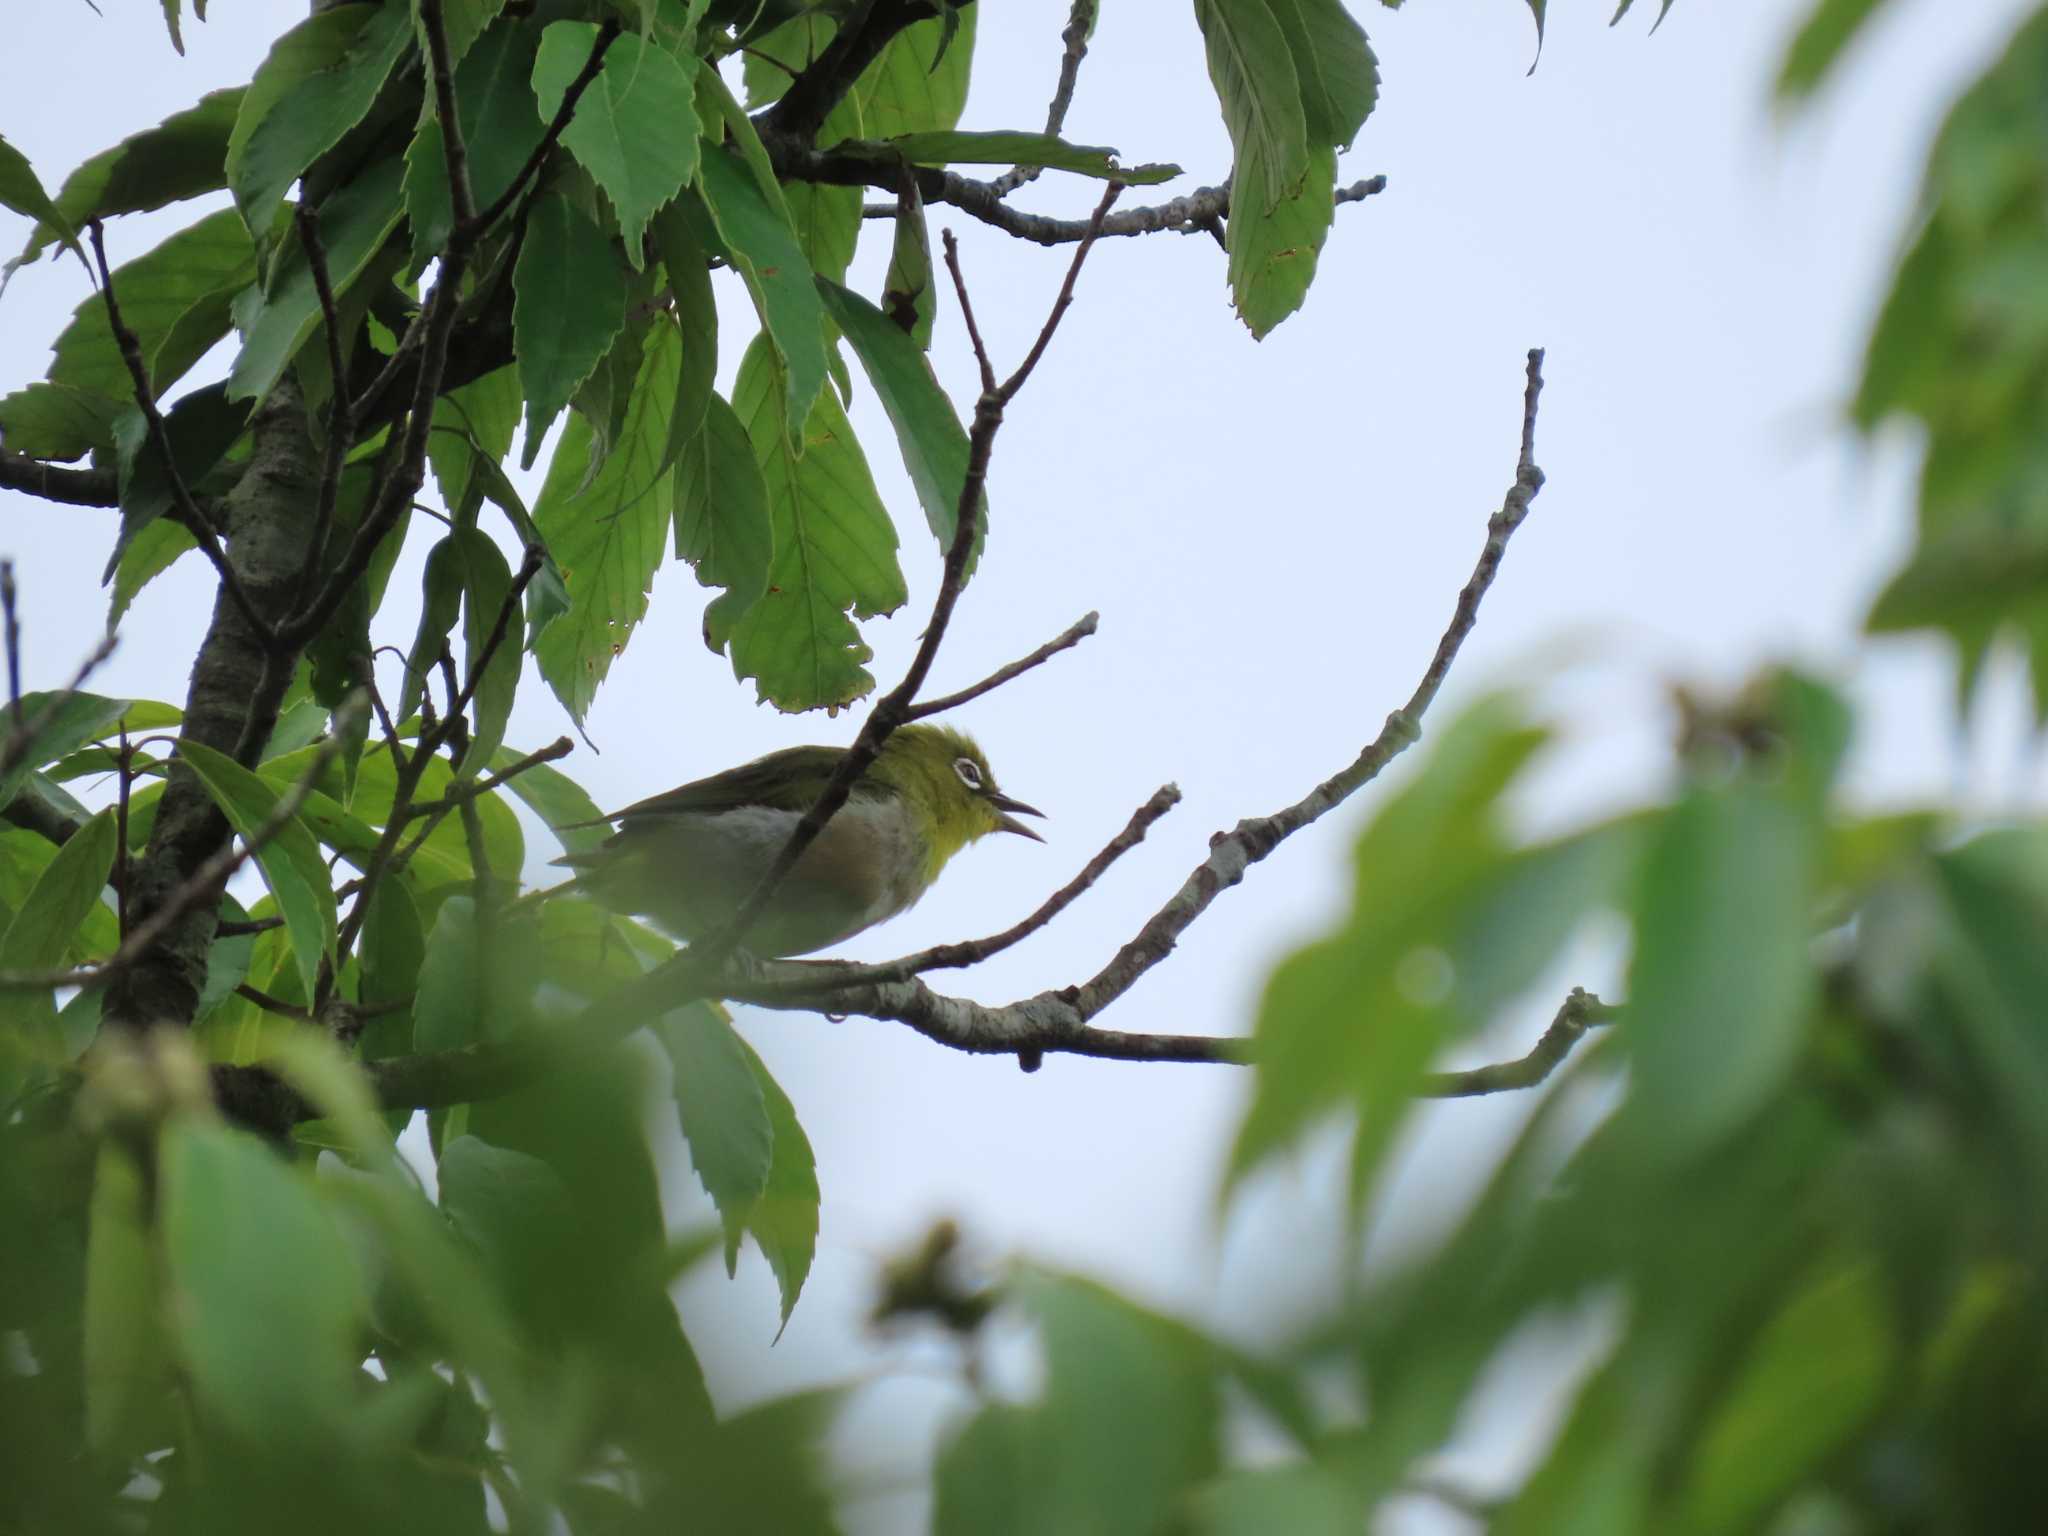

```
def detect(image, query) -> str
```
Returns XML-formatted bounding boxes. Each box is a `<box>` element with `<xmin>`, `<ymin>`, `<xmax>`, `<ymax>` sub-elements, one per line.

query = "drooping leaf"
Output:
<box><xmin>107</xmin><ymin>517</ymin><xmax>197</xmax><ymax>629</ymax></box>
<box><xmin>399</xmin><ymin>533</ymin><xmax>468</xmax><ymax>724</ymax></box>
<box><xmin>655</xmin><ymin>1003</ymin><xmax>773</xmax><ymax>1264</ymax></box>
<box><xmin>733</xmin><ymin>1034</ymin><xmax>819</xmax><ymax>1328</ymax></box>
<box><xmin>177</xmin><ymin>740</ymin><xmax>338</xmax><ymax>1001</ymax></box>
<box><xmin>1266</xmin><ymin>0</ymin><xmax>1379</xmax><ymax>150</ymax></box>
<box><xmin>726</xmin><ymin>333</ymin><xmax>907</xmax><ymax>711</ymax></box>
<box><xmin>533</xmin><ymin>320</ymin><xmax>683</xmax><ymax>724</ymax></box>
<box><xmin>429</xmin><ymin>365</ymin><xmax>523</xmax><ymax>523</ymax></box>
<box><xmin>228</xmin><ymin>0</ymin><xmax>412</xmax><ymax>232</ymax></box>
<box><xmin>1191</xmin><ymin>0</ymin><xmax>1308</xmax><ymax>215</ymax></box>
<box><xmin>532</xmin><ymin>23</ymin><xmax>701</xmax><ymax>266</ymax></box>
<box><xmin>0</xmin><ymin>383</ymin><xmax>127</xmax><ymax>464</ymax></box>
<box><xmin>694</xmin><ymin>151</ymin><xmax>827</xmax><ymax>450</ymax></box>
<box><xmin>652</xmin><ymin>203</ymin><xmax>718</xmax><ymax>473</ymax></box>
<box><xmin>413</xmin><ymin>895</ymin><xmax>483</xmax><ymax>1055</ymax></box>
<box><xmin>1227</xmin><ymin>142</ymin><xmax>1336</xmax><ymax>338</ymax></box>
<box><xmin>0</xmin><ymin>693</ymin><xmax>145</xmax><ymax>814</ymax></box>
<box><xmin>84</xmin><ymin>1143</ymin><xmax>173</xmax><ymax>1461</ymax></box>
<box><xmin>108</xmin><ymin>383</ymin><xmax>250</xmax><ymax>579</ymax></box>
<box><xmin>1777</xmin><ymin>0</ymin><xmax>1885</xmax><ymax>98</ymax></box>
<box><xmin>0</xmin><ymin>134</ymin><xmax>81</xmax><ymax>269</ymax></box>
<box><xmin>448</xmin><ymin>528</ymin><xmax>520</xmax><ymax>777</ymax></box>
<box><xmin>674</xmin><ymin>392</ymin><xmax>773</xmax><ymax>647</ymax></box>
<box><xmin>817</xmin><ymin>277</ymin><xmax>982</xmax><ymax>558</ymax></box>
<box><xmin>0</xmin><ymin>809</ymin><xmax>117</xmax><ymax>1081</ymax></box>
<box><xmin>513</xmin><ymin>191</ymin><xmax>628</xmax><ymax>465</ymax></box>
<box><xmin>880</xmin><ymin>179</ymin><xmax>935</xmax><ymax>347</ymax></box>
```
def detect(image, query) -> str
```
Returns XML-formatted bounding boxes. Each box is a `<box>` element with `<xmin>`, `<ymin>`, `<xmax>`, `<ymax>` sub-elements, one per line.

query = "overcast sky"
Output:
<box><xmin>5</xmin><ymin>1</ymin><xmax>2046</xmax><ymax>1529</ymax></box>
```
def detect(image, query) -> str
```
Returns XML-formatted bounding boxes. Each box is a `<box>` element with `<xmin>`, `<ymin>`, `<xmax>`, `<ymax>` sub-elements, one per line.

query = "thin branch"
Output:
<box><xmin>418</xmin><ymin>0</ymin><xmax>479</xmax><ymax>230</ymax></box>
<box><xmin>1420</xmin><ymin>988</ymin><xmax>1617</xmax><ymax>1098</ymax></box>
<box><xmin>0</xmin><ymin>626</ymin><xmax>120</xmax><ymax>788</ymax></box>
<box><xmin>907</xmin><ymin>611</ymin><xmax>1098</xmax><ymax>720</ymax></box>
<box><xmin>988</xmin><ymin>0</ymin><xmax>1096</xmax><ymax>199</ymax></box>
<box><xmin>403</xmin><ymin>734</ymin><xmax>574</xmax><ymax>820</ymax></box>
<box><xmin>0</xmin><ymin>705</ymin><xmax>362</xmax><ymax>992</ymax></box>
<box><xmin>3</xmin><ymin>559</ymin><xmax>21</xmax><ymax>722</ymax></box>
<box><xmin>87</xmin><ymin>221</ymin><xmax>277</xmax><ymax>647</ymax></box>
<box><xmin>1070</xmin><ymin>348</ymin><xmax>1547</xmax><ymax>1025</ymax></box>
<box><xmin>0</xmin><ymin>448</ymin><xmax>119</xmax><ymax>508</ymax></box>
<box><xmin>697</xmin><ymin>188</ymin><xmax>1122</xmax><ymax>966</ymax></box>
<box><xmin>844</xmin><ymin>159</ymin><xmax>1388</xmax><ymax>244</ymax></box>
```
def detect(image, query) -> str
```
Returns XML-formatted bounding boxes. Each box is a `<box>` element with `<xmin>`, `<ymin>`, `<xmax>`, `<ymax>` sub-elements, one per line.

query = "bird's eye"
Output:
<box><xmin>954</xmin><ymin>757</ymin><xmax>983</xmax><ymax>790</ymax></box>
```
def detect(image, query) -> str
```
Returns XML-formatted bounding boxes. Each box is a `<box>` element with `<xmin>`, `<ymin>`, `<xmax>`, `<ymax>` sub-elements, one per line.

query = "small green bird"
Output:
<box><xmin>551</xmin><ymin>724</ymin><xmax>1044</xmax><ymax>957</ymax></box>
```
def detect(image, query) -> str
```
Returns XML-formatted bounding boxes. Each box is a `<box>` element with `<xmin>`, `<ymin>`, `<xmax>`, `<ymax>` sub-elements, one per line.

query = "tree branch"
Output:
<box><xmin>987</xmin><ymin>0</ymin><xmax>1097</xmax><ymax>200</ymax></box>
<box><xmin>1420</xmin><ymin>988</ymin><xmax>1617</xmax><ymax>1098</ymax></box>
<box><xmin>0</xmin><ymin>448</ymin><xmax>118</xmax><ymax>507</ymax></box>
<box><xmin>757</xmin><ymin>0</ymin><xmax>933</xmax><ymax>146</ymax></box>
<box><xmin>907</xmin><ymin>611</ymin><xmax>1098</xmax><ymax>720</ymax></box>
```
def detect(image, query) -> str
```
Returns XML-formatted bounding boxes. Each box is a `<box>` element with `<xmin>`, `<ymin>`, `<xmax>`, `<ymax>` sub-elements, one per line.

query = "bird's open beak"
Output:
<box><xmin>989</xmin><ymin>791</ymin><xmax>1046</xmax><ymax>842</ymax></box>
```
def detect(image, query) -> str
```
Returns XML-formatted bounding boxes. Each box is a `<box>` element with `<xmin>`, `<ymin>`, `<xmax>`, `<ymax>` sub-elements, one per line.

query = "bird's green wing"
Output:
<box><xmin>557</xmin><ymin>745</ymin><xmax>899</xmax><ymax>830</ymax></box>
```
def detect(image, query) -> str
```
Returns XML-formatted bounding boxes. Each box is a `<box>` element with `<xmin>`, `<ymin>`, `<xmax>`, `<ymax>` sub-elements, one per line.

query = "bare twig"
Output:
<box><xmin>907</xmin><ymin>611</ymin><xmax>1099</xmax><ymax>720</ymax></box>
<box><xmin>699</xmin><ymin>187</ymin><xmax>1124</xmax><ymax>966</ymax></box>
<box><xmin>1420</xmin><ymin>988</ymin><xmax>1617</xmax><ymax>1098</ymax></box>
<box><xmin>988</xmin><ymin>0</ymin><xmax>1096</xmax><ymax>199</ymax></box>
<box><xmin>847</xmin><ymin>160</ymin><xmax>1389</xmax><ymax>244</ymax></box>
<box><xmin>87</xmin><ymin>221</ymin><xmax>277</xmax><ymax>647</ymax></box>
<box><xmin>0</xmin><ymin>706</ymin><xmax>362</xmax><ymax>992</ymax></box>
<box><xmin>404</xmin><ymin>735</ymin><xmax>574</xmax><ymax>820</ymax></box>
<box><xmin>0</xmin><ymin>448</ymin><xmax>119</xmax><ymax>508</ymax></box>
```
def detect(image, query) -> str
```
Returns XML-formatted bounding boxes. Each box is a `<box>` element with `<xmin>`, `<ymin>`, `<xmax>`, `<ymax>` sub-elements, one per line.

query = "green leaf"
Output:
<box><xmin>1191</xmin><ymin>0</ymin><xmax>1309</xmax><ymax>215</ymax></box>
<box><xmin>160</xmin><ymin>1118</ymin><xmax>369</xmax><ymax>1438</ymax></box>
<box><xmin>726</xmin><ymin>333</ymin><xmax>907</xmax><ymax>711</ymax></box>
<box><xmin>818</xmin><ymin>277</ymin><xmax>983</xmax><ymax>559</ymax></box>
<box><xmin>881</xmin><ymin>182</ymin><xmax>936</xmax><ymax>347</ymax></box>
<box><xmin>413</xmin><ymin>895</ymin><xmax>483</xmax><ymax>1055</ymax></box>
<box><xmin>655</xmin><ymin>1003</ymin><xmax>773</xmax><ymax>1264</ymax></box>
<box><xmin>0</xmin><ymin>383</ymin><xmax>126</xmax><ymax>464</ymax></box>
<box><xmin>228</xmin><ymin>0</ymin><xmax>412</xmax><ymax>231</ymax></box>
<box><xmin>0</xmin><ymin>134</ymin><xmax>80</xmax><ymax>268</ymax></box>
<box><xmin>0</xmin><ymin>693</ymin><xmax>144</xmax><ymax>814</ymax></box>
<box><xmin>357</xmin><ymin>878</ymin><xmax>425</xmax><ymax>1087</ymax></box>
<box><xmin>108</xmin><ymin>516</ymin><xmax>197</xmax><ymax>628</ymax></box>
<box><xmin>933</xmin><ymin>1404</ymin><xmax>1032</xmax><ymax>1536</ymax></box>
<box><xmin>1621</xmin><ymin>779</ymin><xmax>1817</xmax><ymax>1162</ymax></box>
<box><xmin>11</xmin><ymin>89</ymin><xmax>244</xmax><ymax>273</ymax></box>
<box><xmin>652</xmin><ymin>203</ymin><xmax>718</xmax><ymax>472</ymax></box>
<box><xmin>695</xmin><ymin>150</ymin><xmax>828</xmax><ymax>450</ymax></box>
<box><xmin>674</xmin><ymin>392</ymin><xmax>774</xmax><ymax>646</ymax></box>
<box><xmin>177</xmin><ymin>740</ymin><xmax>337</xmax><ymax>1001</ymax></box>
<box><xmin>84</xmin><ymin>1143</ymin><xmax>174</xmax><ymax>1462</ymax></box>
<box><xmin>404</xmin><ymin>20</ymin><xmax>547</xmax><ymax>269</ymax></box>
<box><xmin>1228</xmin><ymin>142</ymin><xmax>1336</xmax><ymax>338</ymax></box>
<box><xmin>734</xmin><ymin>1035</ymin><xmax>818</xmax><ymax>1329</ymax></box>
<box><xmin>854</xmin><ymin>6</ymin><xmax>978</xmax><ymax>137</ymax></box>
<box><xmin>1775</xmin><ymin>0</ymin><xmax>1886</xmax><ymax>100</ymax></box>
<box><xmin>448</xmin><ymin>528</ymin><xmax>519</xmax><ymax>777</ymax></box>
<box><xmin>855</xmin><ymin>130</ymin><xmax>1179</xmax><ymax>185</ymax></box>
<box><xmin>399</xmin><ymin>533</ymin><xmax>467</xmax><ymax>724</ymax></box>
<box><xmin>39</xmin><ymin>206</ymin><xmax>258</xmax><ymax>449</ymax></box>
<box><xmin>1266</xmin><ymin>0</ymin><xmax>1378</xmax><ymax>150</ymax></box>
<box><xmin>533</xmin><ymin>23</ymin><xmax>701</xmax><ymax>266</ymax></box>
<box><xmin>228</xmin><ymin>156</ymin><xmax>405</xmax><ymax>403</ymax></box>
<box><xmin>533</xmin><ymin>319</ymin><xmax>682</xmax><ymax>724</ymax></box>
<box><xmin>1191</xmin><ymin>1467</ymin><xmax>1362</xmax><ymax>1536</ymax></box>
<box><xmin>572</xmin><ymin>312</ymin><xmax>651</xmax><ymax>492</ymax></box>
<box><xmin>513</xmin><ymin>191</ymin><xmax>628</xmax><ymax>466</ymax></box>
<box><xmin>0</xmin><ymin>809</ymin><xmax>117</xmax><ymax>1082</ymax></box>
<box><xmin>160</xmin><ymin>0</ymin><xmax>186</xmax><ymax>53</ymax></box>
<box><xmin>429</xmin><ymin>365</ymin><xmax>522</xmax><ymax>523</ymax></box>
<box><xmin>422</xmin><ymin>0</ymin><xmax>512</xmax><ymax>72</ymax></box>
<box><xmin>1524</xmin><ymin>0</ymin><xmax>1547</xmax><ymax>70</ymax></box>
<box><xmin>488</xmin><ymin>747</ymin><xmax>609</xmax><ymax>856</ymax></box>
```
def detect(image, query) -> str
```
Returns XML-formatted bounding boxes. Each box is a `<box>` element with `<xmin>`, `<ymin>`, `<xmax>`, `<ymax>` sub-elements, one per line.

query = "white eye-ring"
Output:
<box><xmin>954</xmin><ymin>756</ymin><xmax>984</xmax><ymax>791</ymax></box>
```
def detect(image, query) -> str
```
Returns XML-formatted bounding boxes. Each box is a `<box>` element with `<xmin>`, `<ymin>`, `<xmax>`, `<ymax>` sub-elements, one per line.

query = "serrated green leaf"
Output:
<box><xmin>854</xmin><ymin>6</ymin><xmax>977</xmax><ymax>137</ymax></box>
<box><xmin>533</xmin><ymin>320</ymin><xmax>682</xmax><ymax>724</ymax></box>
<box><xmin>108</xmin><ymin>383</ymin><xmax>249</xmax><ymax>579</ymax></box>
<box><xmin>1192</xmin><ymin>0</ymin><xmax>1308</xmax><ymax>215</ymax></box>
<box><xmin>655</xmin><ymin>1003</ymin><xmax>773</xmax><ymax>1265</ymax></box>
<box><xmin>733</xmin><ymin>1034</ymin><xmax>818</xmax><ymax>1329</ymax></box>
<box><xmin>1227</xmin><ymin>142</ymin><xmax>1335</xmax><ymax>338</ymax></box>
<box><xmin>652</xmin><ymin>202</ymin><xmax>718</xmax><ymax>474</ymax></box>
<box><xmin>228</xmin><ymin>0</ymin><xmax>411</xmax><ymax>232</ymax></box>
<box><xmin>533</xmin><ymin>23</ymin><xmax>700</xmax><ymax>266</ymax></box>
<box><xmin>817</xmin><ymin>277</ymin><xmax>982</xmax><ymax>558</ymax></box>
<box><xmin>178</xmin><ymin>740</ymin><xmax>337</xmax><ymax>1001</ymax></box>
<box><xmin>228</xmin><ymin>156</ymin><xmax>405</xmax><ymax>403</ymax></box>
<box><xmin>671</xmin><ymin>395</ymin><xmax>772</xmax><ymax>653</ymax></box>
<box><xmin>514</xmin><ymin>191</ymin><xmax>628</xmax><ymax>465</ymax></box>
<box><xmin>695</xmin><ymin>151</ymin><xmax>828</xmax><ymax>450</ymax></box>
<box><xmin>0</xmin><ymin>134</ymin><xmax>81</xmax><ymax>268</ymax></box>
<box><xmin>0</xmin><ymin>383</ymin><xmax>126</xmax><ymax>464</ymax></box>
<box><xmin>726</xmin><ymin>333</ymin><xmax>906</xmax><ymax>711</ymax></box>
<box><xmin>107</xmin><ymin>516</ymin><xmax>197</xmax><ymax>629</ymax></box>
<box><xmin>160</xmin><ymin>1118</ymin><xmax>368</xmax><ymax>1438</ymax></box>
